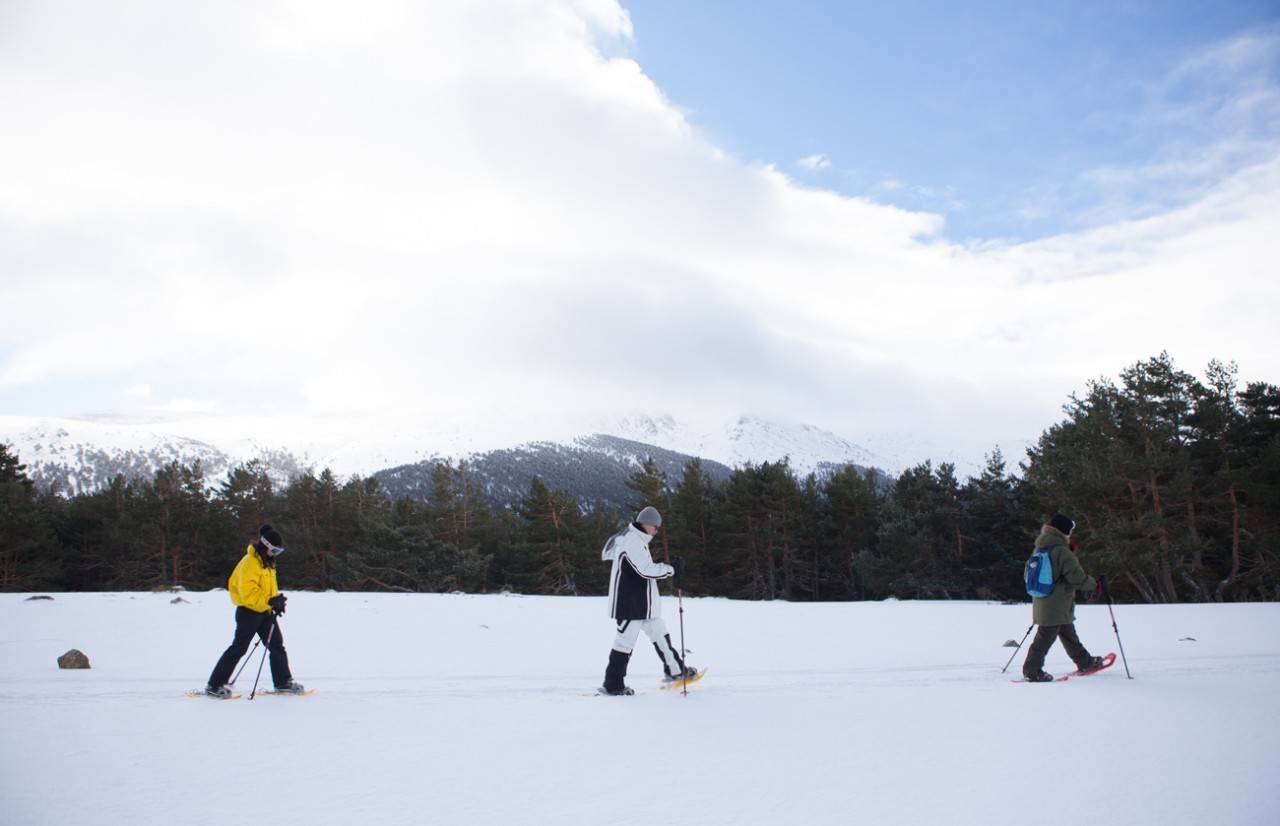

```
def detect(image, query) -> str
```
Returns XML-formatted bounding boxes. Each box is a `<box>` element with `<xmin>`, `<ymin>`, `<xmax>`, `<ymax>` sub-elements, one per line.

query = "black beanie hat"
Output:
<box><xmin>259</xmin><ymin>524</ymin><xmax>284</xmax><ymax>551</ymax></box>
<box><xmin>1049</xmin><ymin>513</ymin><xmax>1075</xmax><ymax>535</ymax></box>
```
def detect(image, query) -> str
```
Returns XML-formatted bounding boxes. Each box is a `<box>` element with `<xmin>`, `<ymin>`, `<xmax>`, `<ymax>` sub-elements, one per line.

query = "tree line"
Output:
<box><xmin>2</xmin><ymin>353</ymin><xmax>1277</xmax><ymax>602</ymax></box>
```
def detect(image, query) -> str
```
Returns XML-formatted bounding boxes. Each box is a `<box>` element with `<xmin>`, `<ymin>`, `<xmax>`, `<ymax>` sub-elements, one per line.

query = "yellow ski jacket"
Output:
<box><xmin>228</xmin><ymin>545</ymin><xmax>280</xmax><ymax>613</ymax></box>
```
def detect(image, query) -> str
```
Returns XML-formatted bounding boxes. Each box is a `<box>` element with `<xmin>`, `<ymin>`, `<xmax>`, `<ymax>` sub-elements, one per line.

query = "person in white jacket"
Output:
<box><xmin>600</xmin><ymin>506</ymin><xmax>694</xmax><ymax>695</ymax></box>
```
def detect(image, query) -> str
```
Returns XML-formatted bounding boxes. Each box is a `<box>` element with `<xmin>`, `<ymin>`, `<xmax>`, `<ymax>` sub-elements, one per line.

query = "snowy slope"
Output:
<box><xmin>1</xmin><ymin>593</ymin><xmax>1275</xmax><ymax>826</ymax></box>
<box><xmin>605</xmin><ymin>413</ymin><xmax>890</xmax><ymax>474</ymax></box>
<box><xmin>0</xmin><ymin>416</ymin><xmax>309</xmax><ymax>494</ymax></box>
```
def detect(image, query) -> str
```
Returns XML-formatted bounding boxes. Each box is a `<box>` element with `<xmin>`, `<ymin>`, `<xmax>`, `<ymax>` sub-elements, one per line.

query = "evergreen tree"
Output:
<box><xmin>666</xmin><ymin>459</ymin><xmax>722</xmax><ymax>595</ymax></box>
<box><xmin>58</xmin><ymin>474</ymin><xmax>144</xmax><ymax>589</ymax></box>
<box><xmin>960</xmin><ymin>449</ymin><xmax>1026</xmax><ymax>600</ymax></box>
<box><xmin>0</xmin><ymin>445</ymin><xmax>61</xmax><ymax>590</ymax></box>
<box><xmin>862</xmin><ymin>462</ymin><xmax>963</xmax><ymax>599</ymax></box>
<box><xmin>518</xmin><ymin>477</ymin><xmax>590</xmax><ymax>595</ymax></box>
<box><xmin>429</xmin><ymin>460</ymin><xmax>487</xmax><ymax>550</ymax></box>
<box><xmin>626</xmin><ymin>456</ymin><xmax>674</xmax><ymax>564</ymax></box>
<box><xmin>281</xmin><ymin>468</ymin><xmax>343</xmax><ymax>589</ymax></box>
<box><xmin>720</xmin><ymin>461</ymin><xmax>804</xmax><ymax>599</ymax></box>
<box><xmin>135</xmin><ymin>461</ymin><xmax>214</xmax><ymax>588</ymax></box>
<box><xmin>220</xmin><ymin>462</ymin><xmax>276</xmax><ymax>543</ymax></box>
<box><xmin>1236</xmin><ymin>381</ymin><xmax>1280</xmax><ymax>597</ymax></box>
<box><xmin>324</xmin><ymin>475</ymin><xmax>412</xmax><ymax>591</ymax></box>
<box><xmin>823</xmin><ymin>465</ymin><xmax>881</xmax><ymax>599</ymax></box>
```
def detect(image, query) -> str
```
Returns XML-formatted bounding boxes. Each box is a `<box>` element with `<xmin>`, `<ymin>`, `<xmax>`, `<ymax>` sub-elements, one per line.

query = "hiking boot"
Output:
<box><xmin>1024</xmin><ymin>671</ymin><xmax>1055</xmax><ymax>683</ymax></box>
<box><xmin>663</xmin><ymin>664</ymin><xmax>698</xmax><ymax>682</ymax></box>
<box><xmin>599</xmin><ymin>684</ymin><xmax>635</xmax><ymax>696</ymax></box>
<box><xmin>603</xmin><ymin>648</ymin><xmax>632</xmax><ymax>695</ymax></box>
<box><xmin>1078</xmin><ymin>656</ymin><xmax>1105</xmax><ymax>673</ymax></box>
<box><xmin>274</xmin><ymin>680</ymin><xmax>306</xmax><ymax>694</ymax></box>
<box><xmin>204</xmin><ymin>684</ymin><xmax>233</xmax><ymax>698</ymax></box>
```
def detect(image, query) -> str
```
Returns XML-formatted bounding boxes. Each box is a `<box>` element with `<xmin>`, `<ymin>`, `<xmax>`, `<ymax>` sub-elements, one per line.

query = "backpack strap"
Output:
<box><xmin>1044</xmin><ymin>543</ymin><xmax>1065</xmax><ymax>585</ymax></box>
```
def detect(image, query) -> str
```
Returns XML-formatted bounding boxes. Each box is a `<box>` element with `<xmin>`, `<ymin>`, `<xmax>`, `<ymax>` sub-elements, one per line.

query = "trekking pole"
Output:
<box><xmin>1001</xmin><ymin>623</ymin><xmax>1035</xmax><ymax>673</ymax></box>
<box><xmin>676</xmin><ymin>584</ymin><xmax>688</xmax><ymax>697</ymax></box>
<box><xmin>228</xmin><ymin>637</ymin><xmax>262</xmax><ymax>687</ymax></box>
<box><xmin>1100</xmin><ymin>576</ymin><xmax>1133</xmax><ymax>679</ymax></box>
<box><xmin>248</xmin><ymin>621</ymin><xmax>277</xmax><ymax>700</ymax></box>
<box><xmin>658</xmin><ymin>530</ymin><xmax>690</xmax><ymax>697</ymax></box>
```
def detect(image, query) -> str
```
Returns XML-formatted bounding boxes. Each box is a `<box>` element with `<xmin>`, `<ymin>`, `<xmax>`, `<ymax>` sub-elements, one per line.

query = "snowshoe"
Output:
<box><xmin>1065</xmin><ymin>652</ymin><xmax>1117</xmax><ymax>678</ymax></box>
<box><xmin>272</xmin><ymin>680</ymin><xmax>306</xmax><ymax>694</ymax></box>
<box><xmin>659</xmin><ymin>667</ymin><xmax>707</xmax><ymax>689</ymax></box>
<box><xmin>205</xmin><ymin>684</ymin><xmax>234</xmax><ymax>698</ymax></box>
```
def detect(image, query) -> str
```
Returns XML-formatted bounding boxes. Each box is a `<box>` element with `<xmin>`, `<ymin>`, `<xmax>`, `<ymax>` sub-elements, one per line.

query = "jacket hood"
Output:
<box><xmin>1036</xmin><ymin>525</ymin><xmax>1069</xmax><ymax>549</ymax></box>
<box><xmin>601</xmin><ymin>523</ymin><xmax>653</xmax><ymax>562</ymax></box>
<box><xmin>630</xmin><ymin>522</ymin><xmax>655</xmax><ymax>546</ymax></box>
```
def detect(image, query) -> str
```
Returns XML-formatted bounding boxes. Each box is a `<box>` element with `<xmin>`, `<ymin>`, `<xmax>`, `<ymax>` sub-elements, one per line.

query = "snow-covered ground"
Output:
<box><xmin>1</xmin><ymin>593</ymin><xmax>1276</xmax><ymax>826</ymax></box>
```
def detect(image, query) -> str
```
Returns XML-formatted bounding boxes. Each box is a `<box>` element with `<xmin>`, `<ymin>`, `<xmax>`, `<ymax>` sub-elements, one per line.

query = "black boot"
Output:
<box><xmin>1076</xmin><ymin>655</ymin><xmax>1105</xmax><ymax>673</ymax></box>
<box><xmin>602</xmin><ymin>649</ymin><xmax>633</xmax><ymax>696</ymax></box>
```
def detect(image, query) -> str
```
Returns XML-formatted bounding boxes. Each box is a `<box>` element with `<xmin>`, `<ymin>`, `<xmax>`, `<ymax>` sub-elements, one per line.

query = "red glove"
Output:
<box><xmin>1095</xmin><ymin>580</ymin><xmax>1104</xmax><ymax>598</ymax></box>
<box><xmin>1068</xmin><ymin>538</ymin><xmax>1078</xmax><ymax>552</ymax></box>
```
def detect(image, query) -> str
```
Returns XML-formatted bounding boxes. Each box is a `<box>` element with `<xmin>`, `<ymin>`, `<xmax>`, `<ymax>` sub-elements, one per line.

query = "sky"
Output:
<box><xmin>624</xmin><ymin>0</ymin><xmax>1280</xmax><ymax>241</ymax></box>
<box><xmin>1</xmin><ymin>0</ymin><xmax>1278</xmax><ymax>468</ymax></box>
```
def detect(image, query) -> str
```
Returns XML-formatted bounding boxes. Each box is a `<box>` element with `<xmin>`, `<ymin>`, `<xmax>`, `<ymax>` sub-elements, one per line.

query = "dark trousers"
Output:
<box><xmin>208</xmin><ymin>606</ymin><xmax>292</xmax><ymax>688</ymax></box>
<box><xmin>1023</xmin><ymin>623</ymin><xmax>1093</xmax><ymax>676</ymax></box>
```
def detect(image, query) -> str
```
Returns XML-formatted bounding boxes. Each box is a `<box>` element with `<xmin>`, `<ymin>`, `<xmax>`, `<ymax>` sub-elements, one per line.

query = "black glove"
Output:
<box><xmin>268</xmin><ymin>593</ymin><xmax>287</xmax><ymax>616</ymax></box>
<box><xmin>671</xmin><ymin>557</ymin><xmax>685</xmax><ymax>585</ymax></box>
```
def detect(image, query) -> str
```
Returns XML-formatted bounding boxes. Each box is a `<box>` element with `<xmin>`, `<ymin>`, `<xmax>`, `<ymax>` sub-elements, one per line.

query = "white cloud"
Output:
<box><xmin>158</xmin><ymin>399</ymin><xmax>217</xmax><ymax>414</ymax></box>
<box><xmin>1038</xmin><ymin>27</ymin><xmax>1280</xmax><ymax>231</ymax></box>
<box><xmin>0</xmin><ymin>1</ymin><xmax>1277</xmax><ymax>466</ymax></box>
<box><xmin>797</xmin><ymin>153</ymin><xmax>832</xmax><ymax>171</ymax></box>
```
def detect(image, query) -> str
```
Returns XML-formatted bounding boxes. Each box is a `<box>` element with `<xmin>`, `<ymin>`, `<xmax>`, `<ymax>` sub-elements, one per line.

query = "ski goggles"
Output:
<box><xmin>260</xmin><ymin>536</ymin><xmax>285</xmax><ymax>556</ymax></box>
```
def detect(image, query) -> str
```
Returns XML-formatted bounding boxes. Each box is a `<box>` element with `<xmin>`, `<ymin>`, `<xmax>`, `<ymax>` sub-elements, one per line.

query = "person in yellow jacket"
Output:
<box><xmin>204</xmin><ymin>524</ymin><xmax>304</xmax><ymax>697</ymax></box>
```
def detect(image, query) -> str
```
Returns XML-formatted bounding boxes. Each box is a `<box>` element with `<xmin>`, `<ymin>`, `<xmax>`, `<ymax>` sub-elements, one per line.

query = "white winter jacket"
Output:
<box><xmin>602</xmin><ymin>523</ymin><xmax>674</xmax><ymax>620</ymax></box>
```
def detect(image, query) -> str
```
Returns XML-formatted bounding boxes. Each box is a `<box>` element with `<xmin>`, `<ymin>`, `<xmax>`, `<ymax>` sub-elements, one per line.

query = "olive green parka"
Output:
<box><xmin>1027</xmin><ymin>524</ymin><xmax>1096</xmax><ymax>626</ymax></box>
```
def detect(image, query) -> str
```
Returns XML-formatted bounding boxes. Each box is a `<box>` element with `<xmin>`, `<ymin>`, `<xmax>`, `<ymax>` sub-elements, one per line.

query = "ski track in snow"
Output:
<box><xmin>2</xmin><ymin>593</ymin><xmax>1277</xmax><ymax>826</ymax></box>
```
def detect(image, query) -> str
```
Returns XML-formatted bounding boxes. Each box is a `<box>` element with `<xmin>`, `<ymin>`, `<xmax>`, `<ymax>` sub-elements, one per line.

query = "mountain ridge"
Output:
<box><xmin>1</xmin><ymin>414</ymin><xmax>893</xmax><ymax>509</ymax></box>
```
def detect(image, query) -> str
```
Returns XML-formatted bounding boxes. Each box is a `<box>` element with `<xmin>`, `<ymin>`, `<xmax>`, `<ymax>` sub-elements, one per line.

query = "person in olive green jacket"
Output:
<box><xmin>204</xmin><ymin>524</ymin><xmax>304</xmax><ymax>697</ymax></box>
<box><xmin>1022</xmin><ymin>513</ymin><xmax>1105</xmax><ymax>682</ymax></box>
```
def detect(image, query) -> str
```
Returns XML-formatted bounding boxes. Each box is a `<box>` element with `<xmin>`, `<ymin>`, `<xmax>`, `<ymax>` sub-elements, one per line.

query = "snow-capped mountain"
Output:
<box><xmin>0</xmin><ymin>416</ymin><xmax>310</xmax><ymax>495</ymax></box>
<box><xmin>0</xmin><ymin>413</ymin><xmax>897</xmax><ymax>504</ymax></box>
<box><xmin>605</xmin><ymin>414</ymin><xmax>889</xmax><ymax>475</ymax></box>
<box><xmin>374</xmin><ymin>434</ymin><xmax>736</xmax><ymax>512</ymax></box>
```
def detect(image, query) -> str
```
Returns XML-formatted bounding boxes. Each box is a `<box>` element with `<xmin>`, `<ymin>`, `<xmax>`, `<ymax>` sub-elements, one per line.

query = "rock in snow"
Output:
<box><xmin>57</xmin><ymin>649</ymin><xmax>90</xmax><ymax>669</ymax></box>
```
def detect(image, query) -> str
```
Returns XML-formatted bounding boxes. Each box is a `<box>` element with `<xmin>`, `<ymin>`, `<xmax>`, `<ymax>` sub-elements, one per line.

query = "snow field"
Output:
<box><xmin>1</xmin><ymin>593</ymin><xmax>1277</xmax><ymax>826</ymax></box>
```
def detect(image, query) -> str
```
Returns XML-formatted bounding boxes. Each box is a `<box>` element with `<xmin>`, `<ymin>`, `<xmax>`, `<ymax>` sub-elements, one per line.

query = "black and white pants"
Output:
<box><xmin>611</xmin><ymin>617</ymin><xmax>685</xmax><ymax>675</ymax></box>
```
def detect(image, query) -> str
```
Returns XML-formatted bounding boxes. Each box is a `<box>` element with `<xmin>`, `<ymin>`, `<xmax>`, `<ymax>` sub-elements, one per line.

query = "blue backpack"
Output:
<box><xmin>1025</xmin><ymin>546</ymin><xmax>1057</xmax><ymax>598</ymax></box>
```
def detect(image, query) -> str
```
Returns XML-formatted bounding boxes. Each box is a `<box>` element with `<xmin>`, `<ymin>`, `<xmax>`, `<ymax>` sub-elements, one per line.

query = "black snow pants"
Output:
<box><xmin>207</xmin><ymin>606</ymin><xmax>292</xmax><ymax>689</ymax></box>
